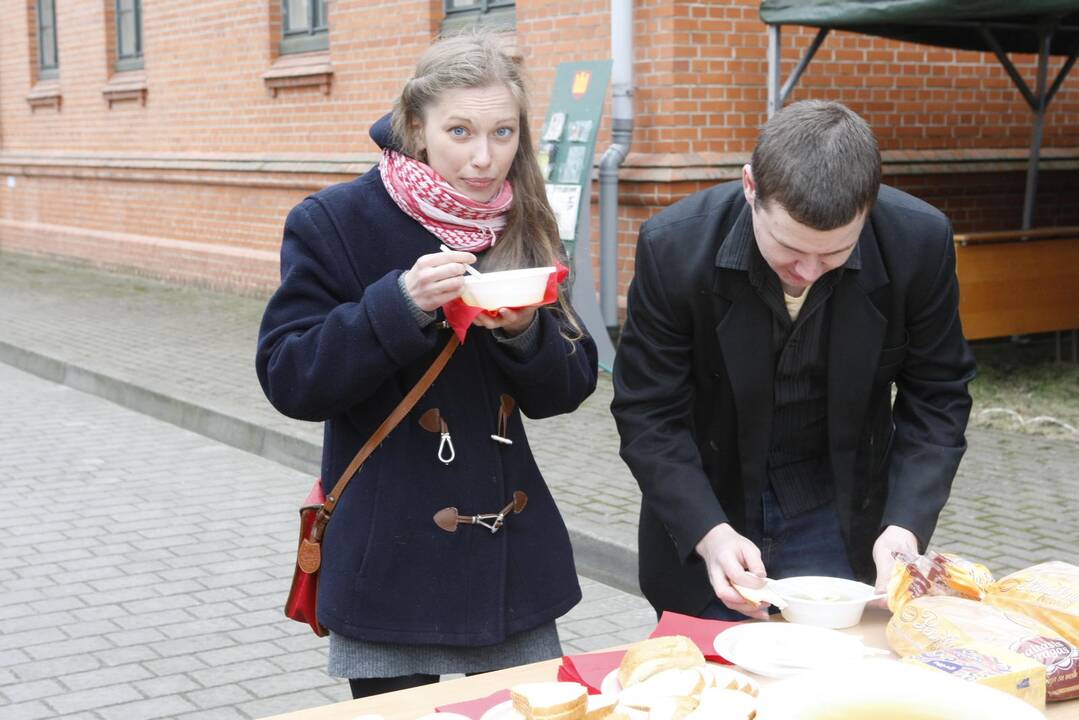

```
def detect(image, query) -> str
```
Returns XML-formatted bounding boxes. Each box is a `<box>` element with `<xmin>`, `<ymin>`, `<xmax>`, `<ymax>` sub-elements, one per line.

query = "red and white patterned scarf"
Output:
<box><xmin>379</xmin><ymin>148</ymin><xmax>513</xmax><ymax>252</ymax></box>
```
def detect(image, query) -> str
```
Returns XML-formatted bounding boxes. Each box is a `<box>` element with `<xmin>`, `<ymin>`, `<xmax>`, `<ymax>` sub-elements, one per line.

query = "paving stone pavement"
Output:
<box><xmin>0</xmin><ymin>253</ymin><xmax>639</xmax><ymax>592</ymax></box>
<box><xmin>1</xmin><ymin>252</ymin><xmax>1078</xmax><ymax>587</ymax></box>
<box><xmin>0</xmin><ymin>362</ymin><xmax>657</xmax><ymax>720</ymax></box>
<box><xmin>2</xmin><ymin>252</ymin><xmax>1079</xmax><ymax>720</ymax></box>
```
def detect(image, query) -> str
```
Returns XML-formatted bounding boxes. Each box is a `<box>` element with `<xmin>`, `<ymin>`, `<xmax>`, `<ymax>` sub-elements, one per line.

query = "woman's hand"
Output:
<box><xmin>472</xmin><ymin>306</ymin><xmax>538</xmax><ymax>336</ymax></box>
<box><xmin>401</xmin><ymin>250</ymin><xmax>477</xmax><ymax>312</ymax></box>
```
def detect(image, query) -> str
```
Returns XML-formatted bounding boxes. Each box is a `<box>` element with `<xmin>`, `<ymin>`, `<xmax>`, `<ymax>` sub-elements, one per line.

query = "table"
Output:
<box><xmin>262</xmin><ymin>609</ymin><xmax>1078</xmax><ymax>719</ymax></box>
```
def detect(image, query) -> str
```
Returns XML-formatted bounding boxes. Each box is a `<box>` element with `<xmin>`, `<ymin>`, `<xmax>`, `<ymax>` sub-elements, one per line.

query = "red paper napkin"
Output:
<box><xmin>557</xmin><ymin>649</ymin><xmax>626</xmax><ymax>694</ymax></box>
<box><xmin>649</xmin><ymin>610</ymin><xmax>744</xmax><ymax>664</ymax></box>
<box><xmin>435</xmin><ymin>688</ymin><xmax>510</xmax><ymax>718</ymax></box>
<box><xmin>442</xmin><ymin>262</ymin><xmax>569</xmax><ymax>343</ymax></box>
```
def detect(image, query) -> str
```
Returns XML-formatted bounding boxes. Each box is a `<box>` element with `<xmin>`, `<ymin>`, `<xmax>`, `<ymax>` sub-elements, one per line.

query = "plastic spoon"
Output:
<box><xmin>439</xmin><ymin>244</ymin><xmax>482</xmax><ymax>276</ymax></box>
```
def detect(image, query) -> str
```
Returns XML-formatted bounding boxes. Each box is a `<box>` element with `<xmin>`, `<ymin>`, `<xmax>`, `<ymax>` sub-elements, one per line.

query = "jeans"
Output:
<box><xmin>699</xmin><ymin>487</ymin><xmax>855</xmax><ymax>621</ymax></box>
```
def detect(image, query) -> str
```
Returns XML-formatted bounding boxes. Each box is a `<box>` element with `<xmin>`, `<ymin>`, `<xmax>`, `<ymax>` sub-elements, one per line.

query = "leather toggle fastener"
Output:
<box><xmin>419</xmin><ymin>408</ymin><xmax>456</xmax><ymax>465</ymax></box>
<box><xmin>434</xmin><ymin>491</ymin><xmax>528</xmax><ymax>534</ymax></box>
<box><xmin>490</xmin><ymin>393</ymin><xmax>515</xmax><ymax>445</ymax></box>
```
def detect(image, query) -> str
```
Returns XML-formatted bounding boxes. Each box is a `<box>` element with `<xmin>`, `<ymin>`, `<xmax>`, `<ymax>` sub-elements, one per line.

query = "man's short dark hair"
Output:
<box><xmin>751</xmin><ymin>100</ymin><xmax>881</xmax><ymax>230</ymax></box>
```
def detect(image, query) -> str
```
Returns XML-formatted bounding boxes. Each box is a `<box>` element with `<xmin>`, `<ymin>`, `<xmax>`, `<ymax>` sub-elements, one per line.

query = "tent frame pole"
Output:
<box><xmin>1023</xmin><ymin>27</ymin><xmax>1053</xmax><ymax>231</ymax></box>
<box><xmin>767</xmin><ymin>25</ymin><xmax>829</xmax><ymax>118</ymax></box>
<box><xmin>979</xmin><ymin>19</ymin><xmax>1078</xmax><ymax>230</ymax></box>
<box><xmin>768</xmin><ymin>25</ymin><xmax>782</xmax><ymax>117</ymax></box>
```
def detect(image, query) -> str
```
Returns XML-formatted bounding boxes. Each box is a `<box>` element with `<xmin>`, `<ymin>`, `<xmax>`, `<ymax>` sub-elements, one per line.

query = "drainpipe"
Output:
<box><xmin>599</xmin><ymin>0</ymin><xmax>634</xmax><ymax>333</ymax></box>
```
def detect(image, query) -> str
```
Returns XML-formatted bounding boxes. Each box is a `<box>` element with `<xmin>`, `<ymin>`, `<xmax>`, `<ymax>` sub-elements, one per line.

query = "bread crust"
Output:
<box><xmin>510</xmin><ymin>681</ymin><xmax>588</xmax><ymax>719</ymax></box>
<box><xmin>617</xmin><ymin>636</ymin><xmax>706</xmax><ymax>688</ymax></box>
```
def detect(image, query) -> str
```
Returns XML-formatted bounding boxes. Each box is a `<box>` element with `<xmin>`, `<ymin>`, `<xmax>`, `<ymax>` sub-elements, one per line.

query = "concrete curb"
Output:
<box><xmin>0</xmin><ymin>339</ymin><xmax>643</xmax><ymax>597</ymax></box>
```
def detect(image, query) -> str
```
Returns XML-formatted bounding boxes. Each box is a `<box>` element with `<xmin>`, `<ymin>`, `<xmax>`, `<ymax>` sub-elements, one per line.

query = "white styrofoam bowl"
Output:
<box><xmin>771</xmin><ymin>576</ymin><xmax>878</xmax><ymax>629</ymax></box>
<box><xmin>460</xmin><ymin>266</ymin><xmax>556</xmax><ymax>311</ymax></box>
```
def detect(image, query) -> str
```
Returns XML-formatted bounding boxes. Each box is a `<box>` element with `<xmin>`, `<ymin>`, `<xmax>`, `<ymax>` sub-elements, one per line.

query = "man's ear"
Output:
<box><xmin>741</xmin><ymin>164</ymin><xmax>756</xmax><ymax>206</ymax></box>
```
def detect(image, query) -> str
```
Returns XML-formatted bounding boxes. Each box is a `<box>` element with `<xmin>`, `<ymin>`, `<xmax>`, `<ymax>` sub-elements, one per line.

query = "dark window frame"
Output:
<box><xmin>115</xmin><ymin>0</ymin><xmax>143</xmax><ymax>71</ymax></box>
<box><xmin>443</xmin><ymin>0</ymin><xmax>515</xmax><ymax>33</ymax></box>
<box><xmin>280</xmin><ymin>0</ymin><xmax>329</xmax><ymax>56</ymax></box>
<box><xmin>37</xmin><ymin>0</ymin><xmax>59</xmax><ymax>80</ymax></box>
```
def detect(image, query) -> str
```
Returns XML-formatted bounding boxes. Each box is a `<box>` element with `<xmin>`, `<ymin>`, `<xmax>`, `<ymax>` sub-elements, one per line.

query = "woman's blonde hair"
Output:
<box><xmin>391</xmin><ymin>31</ymin><xmax>583</xmax><ymax>342</ymax></box>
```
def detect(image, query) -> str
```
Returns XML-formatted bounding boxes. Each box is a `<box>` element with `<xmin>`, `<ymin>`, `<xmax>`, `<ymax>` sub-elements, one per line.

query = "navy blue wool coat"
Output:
<box><xmin>256</xmin><ymin>119</ymin><xmax>597</xmax><ymax>645</ymax></box>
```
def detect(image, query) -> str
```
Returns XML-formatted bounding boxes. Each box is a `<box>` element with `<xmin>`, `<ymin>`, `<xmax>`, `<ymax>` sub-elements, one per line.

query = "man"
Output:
<box><xmin>611</xmin><ymin>100</ymin><xmax>976</xmax><ymax>620</ymax></box>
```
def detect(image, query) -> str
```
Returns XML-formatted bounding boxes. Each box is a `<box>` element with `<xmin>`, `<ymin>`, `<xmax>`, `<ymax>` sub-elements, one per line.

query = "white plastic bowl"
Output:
<box><xmin>771</xmin><ymin>576</ymin><xmax>878</xmax><ymax>629</ymax></box>
<box><xmin>460</xmin><ymin>266</ymin><xmax>556</xmax><ymax>311</ymax></box>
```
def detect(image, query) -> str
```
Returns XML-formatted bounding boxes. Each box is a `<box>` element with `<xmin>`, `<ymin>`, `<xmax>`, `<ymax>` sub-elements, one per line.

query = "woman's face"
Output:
<box><xmin>416</xmin><ymin>84</ymin><xmax>520</xmax><ymax>203</ymax></box>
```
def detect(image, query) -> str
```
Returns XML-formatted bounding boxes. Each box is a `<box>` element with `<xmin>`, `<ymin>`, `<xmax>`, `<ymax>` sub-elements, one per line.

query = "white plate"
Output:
<box><xmin>712</xmin><ymin>622</ymin><xmax>883</xmax><ymax>678</ymax></box>
<box><xmin>754</xmin><ymin>659</ymin><xmax>1046</xmax><ymax>719</ymax></box>
<box><xmin>599</xmin><ymin>661</ymin><xmax>754</xmax><ymax>697</ymax></box>
<box><xmin>479</xmin><ymin>700</ymin><xmax>522</xmax><ymax>720</ymax></box>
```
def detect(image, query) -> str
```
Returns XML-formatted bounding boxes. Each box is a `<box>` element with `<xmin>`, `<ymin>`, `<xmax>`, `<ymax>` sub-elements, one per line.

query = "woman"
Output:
<box><xmin>256</xmin><ymin>33</ymin><xmax>597</xmax><ymax>699</ymax></box>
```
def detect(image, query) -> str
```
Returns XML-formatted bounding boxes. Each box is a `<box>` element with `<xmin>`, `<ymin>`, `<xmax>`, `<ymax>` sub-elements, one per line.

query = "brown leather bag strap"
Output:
<box><xmin>321</xmin><ymin>335</ymin><xmax>459</xmax><ymax>518</ymax></box>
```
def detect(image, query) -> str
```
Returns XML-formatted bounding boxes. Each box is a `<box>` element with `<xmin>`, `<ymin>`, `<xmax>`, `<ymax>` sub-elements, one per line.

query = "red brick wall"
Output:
<box><xmin>1</xmin><ymin>0</ymin><xmax>1077</xmax><ymax>305</ymax></box>
<box><xmin>890</xmin><ymin>170</ymin><xmax>1079</xmax><ymax>233</ymax></box>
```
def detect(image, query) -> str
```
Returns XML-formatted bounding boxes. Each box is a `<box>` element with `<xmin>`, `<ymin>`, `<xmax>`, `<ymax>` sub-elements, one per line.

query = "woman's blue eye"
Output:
<box><xmin>494</xmin><ymin>127</ymin><xmax>514</xmax><ymax>138</ymax></box>
<box><xmin>450</xmin><ymin>127</ymin><xmax>467</xmax><ymax>137</ymax></box>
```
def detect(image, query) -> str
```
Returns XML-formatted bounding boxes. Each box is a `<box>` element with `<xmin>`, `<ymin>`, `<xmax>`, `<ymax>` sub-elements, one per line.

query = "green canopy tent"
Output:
<box><xmin>759</xmin><ymin>0</ymin><xmax>1079</xmax><ymax>230</ymax></box>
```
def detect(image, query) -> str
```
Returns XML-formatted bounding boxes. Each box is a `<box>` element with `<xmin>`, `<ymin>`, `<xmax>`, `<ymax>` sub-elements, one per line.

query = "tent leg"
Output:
<box><xmin>1022</xmin><ymin>28</ymin><xmax>1052</xmax><ymax>230</ymax></box>
<box><xmin>768</xmin><ymin>25</ymin><xmax>782</xmax><ymax>118</ymax></box>
<box><xmin>780</xmin><ymin>28</ymin><xmax>830</xmax><ymax>103</ymax></box>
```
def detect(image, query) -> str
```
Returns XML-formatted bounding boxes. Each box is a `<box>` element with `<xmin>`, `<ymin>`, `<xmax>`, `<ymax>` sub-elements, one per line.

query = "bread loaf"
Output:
<box><xmin>617</xmin><ymin>636</ymin><xmax>705</xmax><ymax>688</ymax></box>
<box><xmin>643</xmin><ymin>695</ymin><xmax>699</xmax><ymax>720</ymax></box>
<box><xmin>510</xmin><ymin>681</ymin><xmax>588</xmax><ymax>720</ymax></box>
<box><xmin>617</xmin><ymin>668</ymin><xmax>705</xmax><ymax>709</ymax></box>
<box><xmin>583</xmin><ymin>694</ymin><xmax>617</xmax><ymax>720</ymax></box>
<box><xmin>887</xmin><ymin>595</ymin><xmax>1079</xmax><ymax>701</ymax></box>
<box><xmin>902</xmin><ymin>641</ymin><xmax>1046</xmax><ymax>709</ymax></box>
<box><xmin>986</xmin><ymin>561</ymin><xmax>1079</xmax><ymax>648</ymax></box>
<box><xmin>683</xmin><ymin>687</ymin><xmax>756</xmax><ymax>720</ymax></box>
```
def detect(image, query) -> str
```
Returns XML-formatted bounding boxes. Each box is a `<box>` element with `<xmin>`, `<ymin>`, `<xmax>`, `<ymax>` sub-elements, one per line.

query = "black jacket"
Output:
<box><xmin>256</xmin><ymin>118</ymin><xmax>597</xmax><ymax>644</ymax></box>
<box><xmin>611</xmin><ymin>181</ymin><xmax>975</xmax><ymax>615</ymax></box>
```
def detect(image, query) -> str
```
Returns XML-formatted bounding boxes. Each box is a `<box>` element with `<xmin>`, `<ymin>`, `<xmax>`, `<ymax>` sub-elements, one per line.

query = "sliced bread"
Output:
<box><xmin>683</xmin><ymin>687</ymin><xmax>756</xmax><ymax>720</ymax></box>
<box><xmin>510</xmin><ymin>681</ymin><xmax>588</xmax><ymax>720</ymax></box>
<box><xmin>617</xmin><ymin>668</ymin><xmax>706</xmax><ymax>710</ymax></box>
<box><xmin>645</xmin><ymin>695</ymin><xmax>700</xmax><ymax>720</ymax></box>
<box><xmin>707</xmin><ymin>665</ymin><xmax>758</xmax><ymax>696</ymax></box>
<box><xmin>584</xmin><ymin>694</ymin><xmax>618</xmax><ymax>720</ymax></box>
<box><xmin>617</xmin><ymin>636</ymin><xmax>706</xmax><ymax>688</ymax></box>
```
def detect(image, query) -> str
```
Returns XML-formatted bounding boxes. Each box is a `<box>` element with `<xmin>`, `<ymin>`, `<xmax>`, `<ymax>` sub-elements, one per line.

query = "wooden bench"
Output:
<box><xmin>953</xmin><ymin>226</ymin><xmax>1079</xmax><ymax>340</ymax></box>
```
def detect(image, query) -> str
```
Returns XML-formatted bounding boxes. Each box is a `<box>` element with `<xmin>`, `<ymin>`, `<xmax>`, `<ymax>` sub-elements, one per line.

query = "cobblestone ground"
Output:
<box><xmin>0</xmin><ymin>364</ymin><xmax>656</xmax><ymax>719</ymax></box>
<box><xmin>1</xmin><ymin>253</ymin><xmax>1078</xmax><ymax>720</ymax></box>
<box><xmin>0</xmin><ymin>254</ymin><xmax>640</xmax><ymax>554</ymax></box>
<box><xmin>3</xmin><ymin>253</ymin><xmax>1077</xmax><ymax>580</ymax></box>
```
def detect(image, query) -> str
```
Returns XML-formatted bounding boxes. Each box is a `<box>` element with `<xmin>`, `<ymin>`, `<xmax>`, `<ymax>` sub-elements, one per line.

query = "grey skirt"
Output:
<box><xmin>327</xmin><ymin>621</ymin><xmax>562</xmax><ymax>678</ymax></box>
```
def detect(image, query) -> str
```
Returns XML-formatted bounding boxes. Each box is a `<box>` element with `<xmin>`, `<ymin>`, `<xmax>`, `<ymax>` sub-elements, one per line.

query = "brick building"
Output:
<box><xmin>1</xmin><ymin>0</ymin><xmax>1077</xmax><ymax>306</ymax></box>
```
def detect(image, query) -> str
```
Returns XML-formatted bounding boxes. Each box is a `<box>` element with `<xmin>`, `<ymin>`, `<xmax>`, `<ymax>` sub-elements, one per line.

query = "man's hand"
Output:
<box><xmin>870</xmin><ymin>524</ymin><xmax>918</xmax><ymax>607</ymax></box>
<box><xmin>695</xmin><ymin>523</ymin><xmax>770</xmax><ymax>620</ymax></box>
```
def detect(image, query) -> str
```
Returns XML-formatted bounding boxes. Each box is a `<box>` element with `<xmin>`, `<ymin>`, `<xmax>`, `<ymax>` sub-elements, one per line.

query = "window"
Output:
<box><xmin>115</xmin><ymin>0</ymin><xmax>143</xmax><ymax>71</ymax></box>
<box><xmin>280</xmin><ymin>0</ymin><xmax>328</xmax><ymax>55</ymax></box>
<box><xmin>443</xmin><ymin>0</ymin><xmax>515</xmax><ymax>33</ymax></box>
<box><xmin>37</xmin><ymin>0</ymin><xmax>59</xmax><ymax>79</ymax></box>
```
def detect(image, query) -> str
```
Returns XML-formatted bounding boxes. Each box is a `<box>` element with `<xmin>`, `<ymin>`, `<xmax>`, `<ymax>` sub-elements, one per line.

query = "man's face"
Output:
<box><xmin>743</xmin><ymin>165</ymin><xmax>865</xmax><ymax>295</ymax></box>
